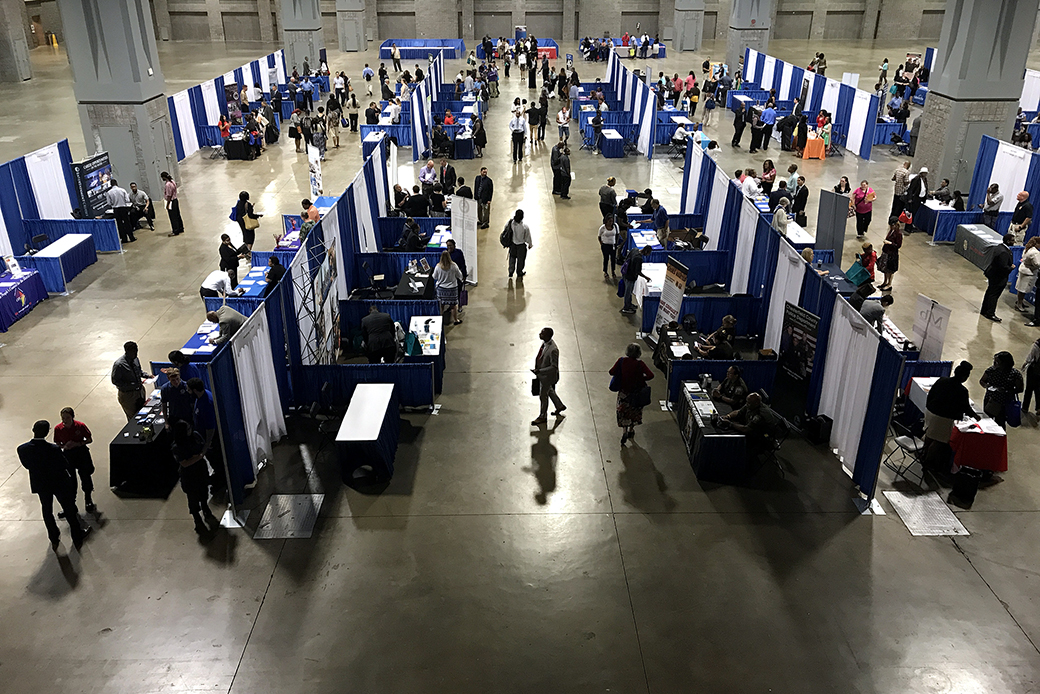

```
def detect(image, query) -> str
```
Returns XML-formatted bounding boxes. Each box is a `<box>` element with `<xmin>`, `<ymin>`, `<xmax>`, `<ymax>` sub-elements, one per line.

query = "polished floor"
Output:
<box><xmin>1</xmin><ymin>37</ymin><xmax>1040</xmax><ymax>693</ymax></box>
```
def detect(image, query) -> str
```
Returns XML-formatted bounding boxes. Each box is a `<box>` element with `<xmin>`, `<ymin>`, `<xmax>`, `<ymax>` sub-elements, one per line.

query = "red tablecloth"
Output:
<box><xmin>802</xmin><ymin>136</ymin><xmax>826</xmax><ymax>160</ymax></box>
<box><xmin>538</xmin><ymin>47</ymin><xmax>557</xmax><ymax>59</ymax></box>
<box><xmin>949</xmin><ymin>425</ymin><xmax>1008</xmax><ymax>472</ymax></box>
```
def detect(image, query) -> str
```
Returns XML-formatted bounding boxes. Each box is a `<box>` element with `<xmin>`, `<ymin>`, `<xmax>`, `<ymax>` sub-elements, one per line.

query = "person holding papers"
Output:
<box><xmin>199</xmin><ymin>270</ymin><xmax>241</xmax><ymax>300</ymax></box>
<box><xmin>206</xmin><ymin>307</ymin><xmax>247</xmax><ymax>346</ymax></box>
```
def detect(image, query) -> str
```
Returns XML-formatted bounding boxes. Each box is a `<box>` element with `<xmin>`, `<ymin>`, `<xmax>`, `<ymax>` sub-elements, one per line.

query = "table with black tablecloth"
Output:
<box><xmin>0</xmin><ymin>270</ymin><xmax>47</xmax><ymax>332</ymax></box>
<box><xmin>676</xmin><ymin>381</ymin><xmax>748</xmax><ymax>484</ymax></box>
<box><xmin>819</xmin><ymin>264</ymin><xmax>860</xmax><ymax>296</ymax></box>
<box><xmin>224</xmin><ymin>136</ymin><xmax>255</xmax><ymax>161</ymax></box>
<box><xmin>109</xmin><ymin>401</ymin><xmax>179</xmax><ymax>497</ymax></box>
<box><xmin>395</xmin><ymin>271</ymin><xmax>435</xmax><ymax>299</ymax></box>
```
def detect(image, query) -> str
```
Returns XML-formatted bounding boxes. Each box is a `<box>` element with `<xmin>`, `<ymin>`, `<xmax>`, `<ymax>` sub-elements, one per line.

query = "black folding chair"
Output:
<box><xmin>882</xmin><ymin>419</ymin><xmax>926</xmax><ymax>486</ymax></box>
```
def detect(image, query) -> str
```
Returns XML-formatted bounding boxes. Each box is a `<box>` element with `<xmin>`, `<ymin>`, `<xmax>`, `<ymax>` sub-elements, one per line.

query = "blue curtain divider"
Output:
<box><xmin>695</xmin><ymin>154</ymin><xmax>714</xmax><ymax>216</ymax></box>
<box><xmin>8</xmin><ymin>155</ymin><xmax>37</xmax><ymax>220</ymax></box>
<box><xmin>853</xmin><ymin>340</ymin><xmax>906</xmax><ymax>499</ymax></box>
<box><xmin>807</xmin><ymin>73</ymin><xmax>825</xmax><ymax>116</ymax></box>
<box><xmin>967</xmin><ymin>135</ymin><xmax>1000</xmax><ymax>209</ymax></box>
<box><xmin>360</xmin><ymin>124</ymin><xmax>412</xmax><ymax>148</ymax></box>
<box><xmin>203</xmin><ymin>296</ymin><xmax>266</xmax><ymax>317</ymax></box>
<box><xmin>746</xmin><ymin>219</ymin><xmax>783</xmax><ymax>337</ymax></box>
<box><xmin>0</xmin><ymin>163</ymin><xmax>25</xmax><ymax>252</ymax></box>
<box><xmin>644</xmin><ymin>250</ymin><xmax>731</xmax><ymax>287</ymax></box>
<box><xmin>233</xmin><ymin>68</ymin><xmax>245</xmax><ymax>89</ymax></box>
<box><xmin>898</xmin><ymin>360</ymin><xmax>952</xmax><ymax>391</ymax></box>
<box><xmin>339</xmin><ymin>299</ymin><xmax>441</xmax><ymax>332</ymax></box>
<box><xmin>215</xmin><ymin>76</ymin><xmax>228</xmax><ymax>117</ymax></box>
<box><xmin>375</xmin><ymin>215</ymin><xmax>451</xmax><ymax>249</ymax></box>
<box><xmin>336</xmin><ymin>188</ymin><xmax>359</xmax><ymax>296</ymax></box>
<box><xmin>55</xmin><ymin>139</ymin><xmax>79</xmax><ymax>212</ymax></box>
<box><xmin>168</xmin><ymin>95</ymin><xmax>186</xmax><ymax>161</ymax></box>
<box><xmin>667</xmin><ymin>359</ymin><xmax>778</xmax><ymax>402</ymax></box>
<box><xmin>799</xmin><ymin>267</ymin><xmax>839</xmax><ymax>415</ymax></box>
<box><xmin>297</xmin><ymin>362</ymin><xmax>435</xmax><ymax>408</ymax></box>
<box><xmin>832</xmin><ymin>84</ymin><xmax>856</xmax><ymax>149</ymax></box>
<box><xmin>717</xmin><ymin>182</ymin><xmax>744</xmax><ymax>287</ymax></box>
<box><xmin>641</xmin><ymin>294</ymin><xmax>755</xmax><ymax>334</ymax></box>
<box><xmin>23</xmin><ymin>219</ymin><xmax>121</xmax><ymax>253</ymax></box>
<box><xmin>206</xmin><ymin>343</ymin><xmax>254</xmax><ymax>506</ymax></box>
<box><xmin>251</xmin><ymin>249</ymin><xmax>298</xmax><ymax>270</ymax></box>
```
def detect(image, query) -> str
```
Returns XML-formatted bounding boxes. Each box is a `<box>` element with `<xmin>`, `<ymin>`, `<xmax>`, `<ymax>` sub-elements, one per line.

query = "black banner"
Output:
<box><xmin>772</xmin><ymin>302</ymin><xmax>820</xmax><ymax>425</ymax></box>
<box><xmin>70</xmin><ymin>152</ymin><xmax>112</xmax><ymax>218</ymax></box>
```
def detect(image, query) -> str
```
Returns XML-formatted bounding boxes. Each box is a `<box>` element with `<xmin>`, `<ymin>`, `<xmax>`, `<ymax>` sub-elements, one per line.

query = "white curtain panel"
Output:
<box><xmin>746</xmin><ymin>49</ymin><xmax>758</xmax><ymax>83</ymax></box>
<box><xmin>821</xmin><ymin>79</ymin><xmax>841</xmax><ymax>118</ymax></box>
<box><xmin>201</xmin><ymin>80</ymin><xmax>222</xmax><ymax>124</ymax></box>
<box><xmin>763</xmin><ymin>241</ymin><xmax>807</xmax><ymax>350</ymax></box>
<box><xmin>240</xmin><ymin>64</ymin><xmax>254</xmax><ymax>91</ymax></box>
<box><xmin>0</xmin><ymin>202</ymin><xmax>13</xmax><ymax>256</ymax></box>
<box><xmin>372</xmin><ymin>154</ymin><xmax>388</xmax><ymax>216</ymax></box>
<box><xmin>731</xmin><ymin>196</ymin><xmax>759</xmax><ymax>294</ymax></box>
<box><xmin>991</xmin><ymin>142</ymin><xmax>1033</xmax><ymax>212</ymax></box>
<box><xmin>762</xmin><ymin>56</ymin><xmax>776</xmax><ymax>92</ymax></box>
<box><xmin>323</xmin><ymin>200</ymin><xmax>348</xmax><ymax>301</ymax></box>
<box><xmin>24</xmin><ymin>143</ymin><xmax>72</xmax><ymax>219</ymax></box>
<box><xmin>779</xmin><ymin>62</ymin><xmax>794</xmax><ymax>101</ymax></box>
<box><xmin>819</xmin><ymin>299</ymin><xmax>879</xmax><ymax>466</ymax></box>
<box><xmin>172</xmin><ymin>90</ymin><xmax>199</xmax><ymax>159</ymax></box>
<box><xmin>682</xmin><ymin>141</ymin><xmax>704</xmax><ymax>214</ymax></box>
<box><xmin>625</xmin><ymin>73</ymin><xmax>635</xmax><ymax>113</ymax></box>
<box><xmin>805</xmin><ymin>73</ymin><xmax>820</xmax><ymax>113</ymax></box>
<box><xmin>638</xmin><ymin>85</ymin><xmax>655</xmax><ymax>156</ymax></box>
<box><xmin>259</xmin><ymin>59</ymin><xmax>272</xmax><ymax>93</ymax></box>
<box><xmin>223</xmin><ymin>71</ymin><xmax>236</xmax><ymax>89</ymax></box>
<box><xmin>704</xmin><ymin>168</ymin><xmax>731</xmax><ymax>251</ymax></box>
<box><xmin>231</xmin><ymin>309</ymin><xmax>287</xmax><ymax>475</ymax></box>
<box><xmin>275</xmin><ymin>51</ymin><xmax>287</xmax><ymax>84</ymax></box>
<box><xmin>352</xmin><ymin>173</ymin><xmax>378</xmax><ymax>252</ymax></box>
<box><xmin>845</xmin><ymin>90</ymin><xmax>873</xmax><ymax>156</ymax></box>
<box><xmin>1021</xmin><ymin>69</ymin><xmax>1040</xmax><ymax>111</ymax></box>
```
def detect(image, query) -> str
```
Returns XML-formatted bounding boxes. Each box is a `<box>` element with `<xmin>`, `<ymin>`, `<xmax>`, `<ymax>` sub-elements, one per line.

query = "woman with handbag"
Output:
<box><xmin>234</xmin><ymin>191</ymin><xmax>262</xmax><ymax>253</ymax></box>
<box><xmin>609</xmin><ymin>343</ymin><xmax>655</xmax><ymax>445</ymax></box>
<box><xmin>878</xmin><ymin>216</ymin><xmax>903</xmax><ymax>290</ymax></box>
<box><xmin>1015</xmin><ymin>237</ymin><xmax>1040</xmax><ymax>312</ymax></box>
<box><xmin>980</xmin><ymin>351</ymin><xmax>1024</xmax><ymax>428</ymax></box>
<box><xmin>289</xmin><ymin>109</ymin><xmax>304</xmax><ymax>152</ymax></box>
<box><xmin>852</xmin><ymin>180</ymin><xmax>876</xmax><ymax>238</ymax></box>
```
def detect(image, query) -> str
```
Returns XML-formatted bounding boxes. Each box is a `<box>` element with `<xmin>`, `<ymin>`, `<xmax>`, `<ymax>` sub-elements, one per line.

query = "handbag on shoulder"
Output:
<box><xmin>244</xmin><ymin>214</ymin><xmax>261</xmax><ymax>231</ymax></box>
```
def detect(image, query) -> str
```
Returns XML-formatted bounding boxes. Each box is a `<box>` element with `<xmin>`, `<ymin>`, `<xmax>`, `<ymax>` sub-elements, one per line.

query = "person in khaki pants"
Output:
<box><xmin>111</xmin><ymin>341</ymin><xmax>151</xmax><ymax>421</ymax></box>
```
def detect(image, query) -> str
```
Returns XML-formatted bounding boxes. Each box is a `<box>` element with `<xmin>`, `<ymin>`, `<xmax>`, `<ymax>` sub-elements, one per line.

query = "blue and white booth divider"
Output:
<box><xmin>968</xmin><ymin>135</ymin><xmax>1040</xmax><ymax>243</ymax></box>
<box><xmin>1020</xmin><ymin>69</ymin><xmax>1040</xmax><ymax>118</ymax></box>
<box><xmin>168</xmin><ymin>50</ymin><xmax>289</xmax><ymax>161</ymax></box>
<box><xmin>741</xmin><ymin>48</ymin><xmax>880</xmax><ymax>160</ymax></box>
<box><xmin>379</xmin><ymin>39</ymin><xmax>466</xmax><ymax>60</ymax></box>
<box><xmin>0</xmin><ymin>139</ymin><xmax>121</xmax><ymax>257</ymax></box>
<box><xmin>604</xmin><ymin>51</ymin><xmax>656</xmax><ymax>158</ymax></box>
<box><xmin>924</xmin><ymin>47</ymin><xmax>935</xmax><ymax>75</ymax></box>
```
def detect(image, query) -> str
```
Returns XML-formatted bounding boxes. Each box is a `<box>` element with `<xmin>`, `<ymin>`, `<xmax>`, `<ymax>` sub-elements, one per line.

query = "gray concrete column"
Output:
<box><xmin>512</xmin><ymin>0</ymin><xmax>527</xmax><ymax>39</ymax></box>
<box><xmin>152</xmin><ymin>0</ymin><xmax>171</xmax><ymax>41</ymax></box>
<box><xmin>55</xmin><ymin>0</ymin><xmax>176</xmax><ymax>198</ymax></box>
<box><xmin>336</xmin><ymin>0</ymin><xmax>368</xmax><ymax>51</ymax></box>
<box><xmin>258</xmin><ymin>0</ymin><xmax>276</xmax><ymax>44</ymax></box>
<box><xmin>416</xmin><ymin>0</ymin><xmax>458</xmax><ymax>39</ymax></box>
<box><xmin>460</xmin><ymin>0</ymin><xmax>475</xmax><ymax>43</ymax></box>
<box><xmin>205</xmin><ymin>0</ymin><xmax>226</xmax><ymax>42</ymax></box>
<box><xmin>725</xmin><ymin>0</ymin><xmax>771</xmax><ymax>74</ymax></box>
<box><xmin>562</xmin><ymin>0</ymin><xmax>577</xmax><ymax>42</ymax></box>
<box><xmin>916</xmin><ymin>0</ymin><xmax>1040</xmax><ymax>192</ymax></box>
<box><xmin>674</xmin><ymin>0</ymin><xmax>706</xmax><ymax>52</ymax></box>
<box><xmin>282</xmin><ymin>0</ymin><xmax>325</xmax><ymax>74</ymax></box>
<box><xmin>0</xmin><ymin>0</ymin><xmax>32</xmax><ymax>81</ymax></box>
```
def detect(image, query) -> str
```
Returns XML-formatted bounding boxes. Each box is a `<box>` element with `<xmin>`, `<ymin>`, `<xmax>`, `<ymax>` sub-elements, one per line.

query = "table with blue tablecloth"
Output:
<box><xmin>336</xmin><ymin>383</ymin><xmax>400</xmax><ymax>481</ymax></box>
<box><xmin>453</xmin><ymin>135</ymin><xmax>474</xmax><ymax>160</ymax></box>
<box><xmin>363</xmin><ymin>131</ymin><xmax>385</xmax><ymax>159</ymax></box>
<box><xmin>236</xmin><ymin>266</ymin><xmax>270</xmax><ymax>298</ymax></box>
<box><xmin>601</xmin><ymin>128</ymin><xmax>625</xmax><ymax>158</ymax></box>
<box><xmin>913</xmin><ymin>86</ymin><xmax>928</xmax><ymax>106</ymax></box>
<box><xmin>0</xmin><ymin>270</ymin><xmax>47</xmax><ymax>332</ymax></box>
<box><xmin>17</xmin><ymin>233</ymin><xmax>97</xmax><ymax>294</ymax></box>
<box><xmin>180</xmin><ymin>320</ymin><xmax>221</xmax><ymax>362</ymax></box>
<box><xmin>873</xmin><ymin>119</ymin><xmax>906</xmax><ymax>145</ymax></box>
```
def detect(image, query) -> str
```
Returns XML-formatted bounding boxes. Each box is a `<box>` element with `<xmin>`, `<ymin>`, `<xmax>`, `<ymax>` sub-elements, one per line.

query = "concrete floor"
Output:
<box><xmin>1</xmin><ymin>37</ymin><xmax>1040</xmax><ymax>693</ymax></box>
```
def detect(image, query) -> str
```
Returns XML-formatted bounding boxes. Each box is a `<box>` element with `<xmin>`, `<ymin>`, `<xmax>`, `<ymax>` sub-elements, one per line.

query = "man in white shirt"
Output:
<box><xmin>507</xmin><ymin>209</ymin><xmax>533</xmax><ymax>278</ymax></box>
<box><xmin>672</xmin><ymin>125</ymin><xmax>689</xmax><ymax>142</ymax></box>
<box><xmin>510</xmin><ymin>113</ymin><xmax>527</xmax><ymax>162</ymax></box>
<box><xmin>105</xmin><ymin>179</ymin><xmax>135</xmax><ymax>243</ymax></box>
<box><xmin>388</xmin><ymin>99</ymin><xmax>402</xmax><ymax>124</ymax></box>
<box><xmin>199</xmin><ymin>270</ymin><xmax>240</xmax><ymax>300</ymax></box>
<box><xmin>418</xmin><ymin>160</ymin><xmax>437</xmax><ymax>195</ymax></box>
<box><xmin>742</xmin><ymin>171</ymin><xmax>763</xmax><ymax>198</ymax></box>
<box><xmin>464</xmin><ymin>73</ymin><xmax>475</xmax><ymax>94</ymax></box>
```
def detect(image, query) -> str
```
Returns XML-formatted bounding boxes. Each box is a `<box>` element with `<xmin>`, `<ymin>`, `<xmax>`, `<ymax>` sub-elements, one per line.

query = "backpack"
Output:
<box><xmin>499</xmin><ymin>221</ymin><xmax>512</xmax><ymax>248</ymax></box>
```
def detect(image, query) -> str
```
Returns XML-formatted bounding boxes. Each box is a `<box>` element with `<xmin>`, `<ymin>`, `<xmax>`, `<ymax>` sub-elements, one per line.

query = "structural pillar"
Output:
<box><xmin>336</xmin><ymin>0</ymin><xmax>367</xmax><ymax>51</ymax></box>
<box><xmin>282</xmin><ymin>0</ymin><xmax>324</xmax><ymax>74</ymax></box>
<box><xmin>725</xmin><ymin>0</ymin><xmax>771</xmax><ymax>75</ymax></box>
<box><xmin>0</xmin><ymin>0</ymin><xmax>32</xmax><ymax>81</ymax></box>
<box><xmin>674</xmin><ymin>0</ymin><xmax>705</xmax><ymax>52</ymax></box>
<box><xmin>916</xmin><ymin>0</ymin><xmax>1040</xmax><ymax>192</ymax></box>
<box><xmin>56</xmin><ymin>0</ymin><xmax>175</xmax><ymax>198</ymax></box>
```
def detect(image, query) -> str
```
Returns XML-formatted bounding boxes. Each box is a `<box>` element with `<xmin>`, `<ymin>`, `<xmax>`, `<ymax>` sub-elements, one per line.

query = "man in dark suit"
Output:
<box><xmin>361</xmin><ymin>306</ymin><xmax>397</xmax><ymax>363</ymax></box>
<box><xmin>474</xmin><ymin>167</ymin><xmax>494</xmax><ymax>229</ymax></box>
<box><xmin>455</xmin><ymin>176</ymin><xmax>473</xmax><ymax>199</ymax></box>
<box><xmin>439</xmin><ymin>158</ymin><xmax>457</xmax><ymax>195</ymax></box>
<box><xmin>531</xmin><ymin>327</ymin><xmax>566</xmax><ymax>425</ymax></box>
<box><xmin>981</xmin><ymin>234</ymin><xmax>1015</xmax><ymax>322</ymax></box>
<box><xmin>17</xmin><ymin>420</ymin><xmax>88</xmax><ymax>550</ymax></box>
<box><xmin>401</xmin><ymin>185</ymin><xmax>430</xmax><ymax>218</ymax></box>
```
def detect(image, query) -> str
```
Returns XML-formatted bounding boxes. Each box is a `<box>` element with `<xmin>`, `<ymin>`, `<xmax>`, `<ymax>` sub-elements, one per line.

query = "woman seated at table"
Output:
<box><xmin>801</xmin><ymin>248</ymin><xmax>829</xmax><ymax>277</ymax></box>
<box><xmin>712</xmin><ymin>365</ymin><xmax>749</xmax><ymax>409</ymax></box>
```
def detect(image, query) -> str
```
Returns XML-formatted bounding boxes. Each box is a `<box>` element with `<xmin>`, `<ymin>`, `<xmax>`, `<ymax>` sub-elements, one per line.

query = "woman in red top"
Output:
<box><xmin>218</xmin><ymin>115</ymin><xmax>231</xmax><ymax>139</ymax></box>
<box><xmin>858</xmin><ymin>240</ymin><xmax>878</xmax><ymax>282</ymax></box>
<box><xmin>609</xmin><ymin>343</ymin><xmax>655</xmax><ymax>445</ymax></box>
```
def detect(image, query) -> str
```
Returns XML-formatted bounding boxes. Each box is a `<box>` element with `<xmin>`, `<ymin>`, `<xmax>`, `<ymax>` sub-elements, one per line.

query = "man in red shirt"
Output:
<box><xmin>53</xmin><ymin>407</ymin><xmax>96</xmax><ymax>514</ymax></box>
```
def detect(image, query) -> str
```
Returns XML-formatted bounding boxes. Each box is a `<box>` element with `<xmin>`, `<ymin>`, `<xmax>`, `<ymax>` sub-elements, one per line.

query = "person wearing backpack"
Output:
<box><xmin>502</xmin><ymin>209</ymin><xmax>533</xmax><ymax>279</ymax></box>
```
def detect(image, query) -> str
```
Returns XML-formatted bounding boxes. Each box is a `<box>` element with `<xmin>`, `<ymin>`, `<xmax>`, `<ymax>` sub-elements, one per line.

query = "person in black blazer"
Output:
<box><xmin>361</xmin><ymin>306</ymin><xmax>397</xmax><ymax>363</ymax></box>
<box><xmin>791</xmin><ymin>176</ymin><xmax>809</xmax><ymax>225</ymax></box>
<box><xmin>982</xmin><ymin>234</ymin><xmax>1016</xmax><ymax>322</ymax></box>
<box><xmin>17</xmin><ymin>420</ymin><xmax>87</xmax><ymax>549</ymax></box>
<box><xmin>439</xmin><ymin>159</ymin><xmax>457</xmax><ymax>195</ymax></box>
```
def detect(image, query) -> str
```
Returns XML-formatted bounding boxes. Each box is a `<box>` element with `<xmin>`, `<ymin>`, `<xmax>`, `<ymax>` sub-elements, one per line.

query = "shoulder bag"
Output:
<box><xmin>609</xmin><ymin>358</ymin><xmax>623</xmax><ymax>392</ymax></box>
<box><xmin>244</xmin><ymin>214</ymin><xmax>261</xmax><ymax>231</ymax></box>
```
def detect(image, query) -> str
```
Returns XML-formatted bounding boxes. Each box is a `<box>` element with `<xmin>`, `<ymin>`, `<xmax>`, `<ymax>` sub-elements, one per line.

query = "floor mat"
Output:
<box><xmin>883</xmin><ymin>490</ymin><xmax>969</xmax><ymax>536</ymax></box>
<box><xmin>253</xmin><ymin>493</ymin><xmax>324</xmax><ymax>539</ymax></box>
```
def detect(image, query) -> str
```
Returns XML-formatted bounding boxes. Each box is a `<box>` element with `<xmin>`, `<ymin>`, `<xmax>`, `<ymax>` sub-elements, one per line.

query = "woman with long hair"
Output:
<box><xmin>980</xmin><ymin>351</ymin><xmax>1024</xmax><ymax>428</ymax></box>
<box><xmin>833</xmin><ymin>176</ymin><xmax>851</xmax><ymax>195</ymax></box>
<box><xmin>1015</xmin><ymin>236</ymin><xmax>1040</xmax><ymax>312</ymax></box>
<box><xmin>472</xmin><ymin>117</ymin><xmax>487</xmax><ymax>157</ymax></box>
<box><xmin>433</xmin><ymin>250</ymin><xmax>464</xmax><ymax>325</ymax></box>
<box><xmin>761</xmin><ymin>159</ymin><xmax>776</xmax><ymax>195</ymax></box>
<box><xmin>610</xmin><ymin>343</ymin><xmax>655</xmax><ymax>445</ymax></box>
<box><xmin>878</xmin><ymin>216</ymin><xmax>903</xmax><ymax>290</ymax></box>
<box><xmin>234</xmin><ymin>191</ymin><xmax>261</xmax><ymax>253</ymax></box>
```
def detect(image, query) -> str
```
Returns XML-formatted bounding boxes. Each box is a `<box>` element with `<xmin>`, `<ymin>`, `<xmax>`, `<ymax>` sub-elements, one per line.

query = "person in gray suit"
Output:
<box><xmin>531</xmin><ymin>326</ymin><xmax>566</xmax><ymax>425</ymax></box>
<box><xmin>206</xmin><ymin>306</ymin><xmax>248</xmax><ymax>345</ymax></box>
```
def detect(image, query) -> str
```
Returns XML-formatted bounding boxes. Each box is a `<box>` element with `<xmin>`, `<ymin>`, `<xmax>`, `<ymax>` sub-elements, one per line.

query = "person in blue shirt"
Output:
<box><xmin>651</xmin><ymin>199</ymin><xmax>670</xmax><ymax>246</ymax></box>
<box><xmin>300</xmin><ymin>76</ymin><xmax>314</xmax><ymax>112</ymax></box>
<box><xmin>187</xmin><ymin>377</ymin><xmax>226</xmax><ymax>498</ymax></box>
<box><xmin>760</xmin><ymin>105</ymin><xmax>777</xmax><ymax>150</ymax></box>
<box><xmin>887</xmin><ymin>94</ymin><xmax>904</xmax><ymax>117</ymax></box>
<box><xmin>362</xmin><ymin>64</ymin><xmax>375</xmax><ymax>96</ymax></box>
<box><xmin>160</xmin><ymin>369</ymin><xmax>195</xmax><ymax>427</ymax></box>
<box><xmin>168</xmin><ymin>350</ymin><xmax>200</xmax><ymax>384</ymax></box>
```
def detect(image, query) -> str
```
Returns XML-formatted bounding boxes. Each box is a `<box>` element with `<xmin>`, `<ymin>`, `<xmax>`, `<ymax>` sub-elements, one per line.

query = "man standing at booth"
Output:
<box><xmin>111</xmin><ymin>341</ymin><xmax>151</xmax><ymax>421</ymax></box>
<box><xmin>475</xmin><ymin>167</ymin><xmax>494</xmax><ymax>229</ymax></box>
<box><xmin>106</xmin><ymin>179</ymin><xmax>135</xmax><ymax>244</ymax></box>
<box><xmin>161</xmin><ymin>368</ymin><xmax>195</xmax><ymax>428</ymax></box>
<box><xmin>187</xmin><ymin>378</ymin><xmax>225</xmax><ymax>498</ymax></box>
<box><xmin>981</xmin><ymin>234</ymin><xmax>1015</xmax><ymax>322</ymax></box>
<box><xmin>161</xmin><ymin>171</ymin><xmax>184</xmax><ymax>237</ymax></box>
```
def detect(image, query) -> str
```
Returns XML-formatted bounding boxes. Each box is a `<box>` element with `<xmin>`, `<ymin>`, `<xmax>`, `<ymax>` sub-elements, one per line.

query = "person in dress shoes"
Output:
<box><xmin>18</xmin><ymin>420</ymin><xmax>88</xmax><ymax>550</ymax></box>
<box><xmin>531</xmin><ymin>327</ymin><xmax>566</xmax><ymax>426</ymax></box>
<box><xmin>53</xmin><ymin>407</ymin><xmax>96</xmax><ymax>515</ymax></box>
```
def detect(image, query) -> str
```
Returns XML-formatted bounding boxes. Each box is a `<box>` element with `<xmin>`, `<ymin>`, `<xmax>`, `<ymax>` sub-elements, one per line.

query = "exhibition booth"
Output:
<box><xmin>474</xmin><ymin>38</ymin><xmax>560</xmax><ymax>60</ymax></box>
<box><xmin>602</xmin><ymin>51</ymin><xmax>658</xmax><ymax>159</ymax></box>
<box><xmin>380</xmin><ymin>39</ymin><xmax>466</xmax><ymax>60</ymax></box>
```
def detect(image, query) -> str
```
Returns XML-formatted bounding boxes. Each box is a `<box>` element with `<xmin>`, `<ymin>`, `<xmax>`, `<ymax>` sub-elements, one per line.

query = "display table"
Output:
<box><xmin>0</xmin><ymin>270</ymin><xmax>47</xmax><ymax>332</ymax></box>
<box><xmin>819</xmin><ymin>263</ymin><xmax>860</xmax><ymax>296</ymax></box>
<box><xmin>955</xmin><ymin>223</ymin><xmax>1002</xmax><ymax>270</ymax></box>
<box><xmin>784</xmin><ymin>220</ymin><xmax>815</xmax><ymax>251</ymax></box>
<box><xmin>626</xmin><ymin>228</ymin><xmax>663</xmax><ymax>251</ymax></box>
<box><xmin>19</xmin><ymin>233</ymin><xmax>97</xmax><ymax>294</ymax></box>
<box><xmin>454</xmin><ymin>135</ymin><xmax>474</xmax><ymax>160</ymax></box>
<box><xmin>236</xmin><ymin>266</ymin><xmax>269</xmax><ymax>297</ymax></box>
<box><xmin>751</xmin><ymin>195</ymin><xmax>771</xmax><ymax>213</ymax></box>
<box><xmin>802</xmin><ymin>134</ymin><xmax>826</xmax><ymax>159</ymax></box>
<box><xmin>407</xmin><ymin>315</ymin><xmax>446</xmax><ymax>393</ymax></box>
<box><xmin>395</xmin><ymin>271</ymin><xmax>435</xmax><ymax>299</ymax></box>
<box><xmin>601</xmin><ymin>128</ymin><xmax>624</xmax><ymax>158</ymax></box>
<box><xmin>880</xmin><ymin>316</ymin><xmax>918</xmax><ymax>359</ymax></box>
<box><xmin>362</xmin><ymin>131</ymin><xmax>385</xmax><ymax>159</ymax></box>
<box><xmin>950</xmin><ymin>420</ymin><xmax>1008</xmax><ymax>472</ymax></box>
<box><xmin>224</xmin><ymin>135</ymin><xmax>255</xmax><ymax>161</ymax></box>
<box><xmin>109</xmin><ymin>396</ymin><xmax>179</xmax><ymax>497</ymax></box>
<box><xmin>426</xmin><ymin>227</ymin><xmax>453</xmax><ymax>249</ymax></box>
<box><xmin>180</xmin><ymin>321</ymin><xmax>221</xmax><ymax>362</ymax></box>
<box><xmin>873</xmin><ymin>118</ymin><xmax>907</xmax><ymax>146</ymax></box>
<box><xmin>670</xmin><ymin>115</ymin><xmax>694</xmax><ymax>127</ymax></box>
<box><xmin>914</xmin><ymin>199</ymin><xmax>947</xmax><ymax>237</ymax></box>
<box><xmin>676</xmin><ymin>381</ymin><xmax>748</xmax><ymax>484</ymax></box>
<box><xmin>336</xmin><ymin>383</ymin><xmax>400</xmax><ymax>481</ymax></box>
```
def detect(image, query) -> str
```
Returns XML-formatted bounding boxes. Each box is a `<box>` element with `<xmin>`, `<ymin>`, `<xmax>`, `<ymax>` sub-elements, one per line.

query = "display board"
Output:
<box><xmin>70</xmin><ymin>152</ymin><xmax>112</xmax><ymax>218</ymax></box>
<box><xmin>772</xmin><ymin>302</ymin><xmax>820</xmax><ymax>424</ymax></box>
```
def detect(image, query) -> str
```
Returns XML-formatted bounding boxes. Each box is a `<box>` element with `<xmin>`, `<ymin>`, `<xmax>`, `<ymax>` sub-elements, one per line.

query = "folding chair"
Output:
<box><xmin>579</xmin><ymin>127</ymin><xmax>595</xmax><ymax>152</ymax></box>
<box><xmin>882</xmin><ymin>419</ymin><xmax>925</xmax><ymax>486</ymax></box>
<box><xmin>763</xmin><ymin>416</ymin><xmax>791</xmax><ymax>478</ymax></box>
